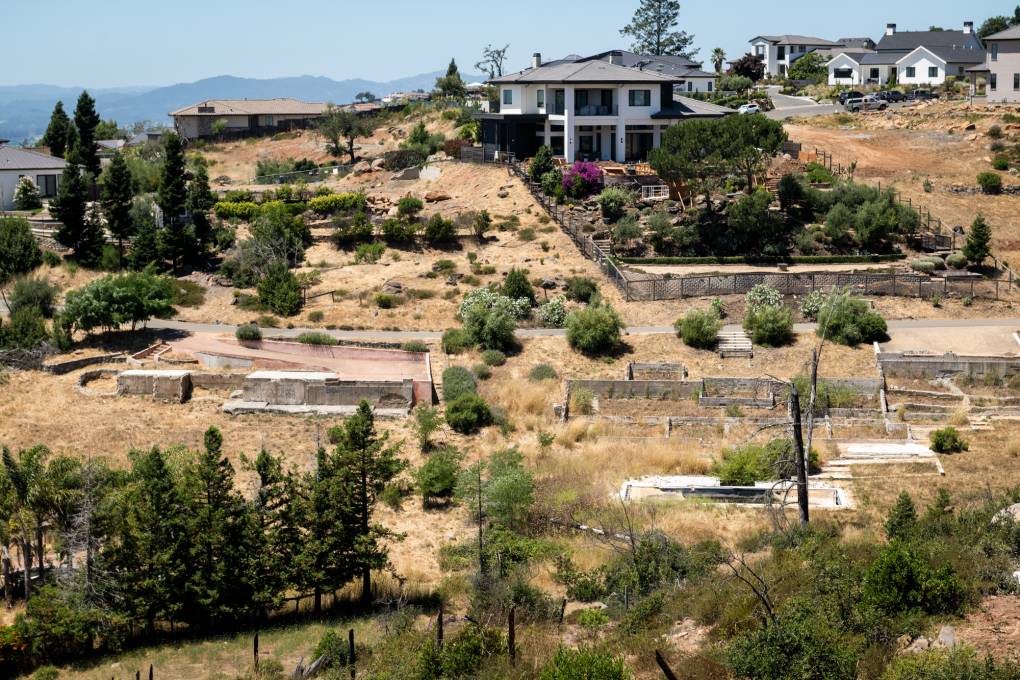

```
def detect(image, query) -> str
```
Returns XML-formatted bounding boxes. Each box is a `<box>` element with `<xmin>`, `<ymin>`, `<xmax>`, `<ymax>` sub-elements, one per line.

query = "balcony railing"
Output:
<box><xmin>574</xmin><ymin>104</ymin><xmax>618</xmax><ymax>116</ymax></box>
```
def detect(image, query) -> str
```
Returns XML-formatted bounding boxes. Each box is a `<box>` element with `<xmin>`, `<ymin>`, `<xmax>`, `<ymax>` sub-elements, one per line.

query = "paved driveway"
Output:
<box><xmin>881</xmin><ymin>325</ymin><xmax>1020</xmax><ymax>355</ymax></box>
<box><xmin>764</xmin><ymin>86</ymin><xmax>841</xmax><ymax>120</ymax></box>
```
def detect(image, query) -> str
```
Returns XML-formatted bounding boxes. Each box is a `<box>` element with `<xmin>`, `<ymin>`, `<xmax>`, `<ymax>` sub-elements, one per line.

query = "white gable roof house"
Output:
<box><xmin>826</xmin><ymin>21</ymin><xmax>984</xmax><ymax>86</ymax></box>
<box><xmin>749</xmin><ymin>35</ymin><xmax>843</xmax><ymax>77</ymax></box>
<box><xmin>0</xmin><ymin>145</ymin><xmax>66</xmax><ymax>210</ymax></box>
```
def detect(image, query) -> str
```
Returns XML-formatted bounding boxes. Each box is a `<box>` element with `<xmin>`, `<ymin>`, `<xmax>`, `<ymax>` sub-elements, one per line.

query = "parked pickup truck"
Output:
<box><xmin>845</xmin><ymin>95</ymin><xmax>888</xmax><ymax>112</ymax></box>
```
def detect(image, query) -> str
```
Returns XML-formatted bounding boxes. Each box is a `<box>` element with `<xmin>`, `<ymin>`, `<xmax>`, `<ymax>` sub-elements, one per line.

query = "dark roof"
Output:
<box><xmin>0</xmin><ymin>146</ymin><xmax>67</xmax><ymax>171</ymax></box>
<box><xmin>751</xmin><ymin>35</ymin><xmax>841</xmax><ymax>46</ymax></box>
<box><xmin>860</xmin><ymin>52</ymin><xmax>900</xmax><ymax>65</ymax></box>
<box><xmin>826</xmin><ymin>52</ymin><xmax>871</xmax><ymax>64</ymax></box>
<box><xmin>874</xmin><ymin>29</ymin><xmax>983</xmax><ymax>53</ymax></box>
<box><xmin>985</xmin><ymin>25</ymin><xmax>1020</xmax><ymax>40</ymax></box>
<box><xmin>838</xmin><ymin>37</ymin><xmax>876</xmax><ymax>48</ymax></box>
<box><xmin>582</xmin><ymin>49</ymin><xmax>700</xmax><ymax>69</ymax></box>
<box><xmin>652</xmin><ymin>95</ymin><xmax>735</xmax><ymax>119</ymax></box>
<box><xmin>917</xmin><ymin>43</ymin><xmax>985</xmax><ymax>63</ymax></box>
<box><xmin>490</xmin><ymin>60</ymin><xmax>681</xmax><ymax>84</ymax></box>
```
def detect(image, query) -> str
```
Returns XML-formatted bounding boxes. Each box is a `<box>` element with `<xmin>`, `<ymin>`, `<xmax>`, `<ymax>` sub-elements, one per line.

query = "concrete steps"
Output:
<box><xmin>718</xmin><ymin>330</ymin><xmax>753</xmax><ymax>358</ymax></box>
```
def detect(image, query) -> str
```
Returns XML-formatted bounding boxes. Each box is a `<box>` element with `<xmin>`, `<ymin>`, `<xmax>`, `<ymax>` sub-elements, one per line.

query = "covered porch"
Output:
<box><xmin>540</xmin><ymin>122</ymin><xmax>668</xmax><ymax>164</ymax></box>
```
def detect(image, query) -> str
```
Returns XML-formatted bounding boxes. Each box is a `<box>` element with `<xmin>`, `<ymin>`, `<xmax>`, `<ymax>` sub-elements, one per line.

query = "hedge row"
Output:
<box><xmin>308</xmin><ymin>192</ymin><xmax>367</xmax><ymax>216</ymax></box>
<box><xmin>214</xmin><ymin>201</ymin><xmax>260</xmax><ymax>220</ymax></box>
<box><xmin>616</xmin><ymin>254</ymin><xmax>907</xmax><ymax>266</ymax></box>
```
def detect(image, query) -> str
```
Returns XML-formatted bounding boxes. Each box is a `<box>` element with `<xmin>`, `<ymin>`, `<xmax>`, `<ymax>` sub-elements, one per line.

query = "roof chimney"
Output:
<box><xmin>609</xmin><ymin>50</ymin><xmax>623</xmax><ymax>65</ymax></box>
<box><xmin>963</xmin><ymin>21</ymin><xmax>973</xmax><ymax>34</ymax></box>
<box><xmin>886</xmin><ymin>23</ymin><xmax>896</xmax><ymax>36</ymax></box>
<box><xmin>532</xmin><ymin>52</ymin><xmax>542</xmax><ymax>69</ymax></box>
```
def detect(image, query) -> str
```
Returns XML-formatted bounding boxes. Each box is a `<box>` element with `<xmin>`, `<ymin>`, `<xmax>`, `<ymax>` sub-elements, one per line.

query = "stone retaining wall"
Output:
<box><xmin>879</xmin><ymin>352</ymin><xmax>1020</xmax><ymax>379</ymax></box>
<box><xmin>566</xmin><ymin>379</ymin><xmax>700</xmax><ymax>400</ymax></box>
<box><xmin>190</xmin><ymin>373</ymin><xmax>247</xmax><ymax>390</ymax></box>
<box><xmin>117</xmin><ymin>370</ymin><xmax>192</xmax><ymax>402</ymax></box>
<box><xmin>241</xmin><ymin>373</ymin><xmax>414</xmax><ymax>407</ymax></box>
<box><xmin>44</xmin><ymin>353</ymin><xmax>126</xmax><ymax>374</ymax></box>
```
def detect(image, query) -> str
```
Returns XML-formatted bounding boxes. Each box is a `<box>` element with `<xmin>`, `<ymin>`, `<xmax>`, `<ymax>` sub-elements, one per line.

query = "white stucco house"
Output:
<box><xmin>826</xmin><ymin>22</ymin><xmax>984</xmax><ymax>86</ymax></box>
<box><xmin>749</xmin><ymin>35</ymin><xmax>842</xmax><ymax>77</ymax></box>
<box><xmin>0</xmin><ymin>145</ymin><xmax>66</xmax><ymax>211</ymax></box>
<box><xmin>477</xmin><ymin>51</ymin><xmax>733</xmax><ymax>163</ymax></box>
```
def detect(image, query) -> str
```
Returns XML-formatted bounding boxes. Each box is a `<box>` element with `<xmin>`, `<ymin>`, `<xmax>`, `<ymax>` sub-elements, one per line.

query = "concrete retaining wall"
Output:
<box><xmin>117</xmin><ymin>370</ymin><xmax>192</xmax><ymax>402</ymax></box>
<box><xmin>190</xmin><ymin>373</ymin><xmax>247</xmax><ymax>390</ymax></box>
<box><xmin>45</xmin><ymin>353</ymin><xmax>126</xmax><ymax>374</ymax></box>
<box><xmin>567</xmin><ymin>379</ymin><xmax>700</xmax><ymax>400</ymax></box>
<box><xmin>879</xmin><ymin>352</ymin><xmax>1020</xmax><ymax>379</ymax></box>
<box><xmin>241</xmin><ymin>372</ymin><xmax>413</xmax><ymax>407</ymax></box>
<box><xmin>626</xmin><ymin>362</ymin><xmax>687</xmax><ymax>380</ymax></box>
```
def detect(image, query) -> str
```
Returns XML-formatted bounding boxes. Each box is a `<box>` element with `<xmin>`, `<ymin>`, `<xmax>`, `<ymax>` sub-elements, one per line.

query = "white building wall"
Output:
<box><xmin>898</xmin><ymin>52</ymin><xmax>947</xmax><ymax>85</ymax></box>
<box><xmin>0</xmin><ymin>170</ymin><xmax>61</xmax><ymax>210</ymax></box>
<box><xmin>828</xmin><ymin>55</ymin><xmax>862</xmax><ymax>86</ymax></box>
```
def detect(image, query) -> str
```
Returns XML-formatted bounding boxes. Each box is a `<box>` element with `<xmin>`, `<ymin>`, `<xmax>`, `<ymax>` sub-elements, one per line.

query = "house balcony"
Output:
<box><xmin>574</xmin><ymin>104</ymin><xmax>618</xmax><ymax>116</ymax></box>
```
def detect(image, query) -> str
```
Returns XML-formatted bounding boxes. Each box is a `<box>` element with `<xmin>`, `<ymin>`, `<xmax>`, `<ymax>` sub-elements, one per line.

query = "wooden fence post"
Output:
<box><xmin>349</xmin><ymin>628</ymin><xmax>356</xmax><ymax>680</ymax></box>
<box><xmin>437</xmin><ymin>604</ymin><xmax>444</xmax><ymax>648</ymax></box>
<box><xmin>508</xmin><ymin>607</ymin><xmax>516</xmax><ymax>666</ymax></box>
<box><xmin>253</xmin><ymin>633</ymin><xmax>259</xmax><ymax>673</ymax></box>
<box><xmin>149</xmin><ymin>665</ymin><xmax>153</xmax><ymax>680</ymax></box>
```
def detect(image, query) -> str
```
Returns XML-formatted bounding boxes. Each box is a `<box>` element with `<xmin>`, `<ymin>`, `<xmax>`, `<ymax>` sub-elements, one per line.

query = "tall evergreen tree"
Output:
<box><xmin>183</xmin><ymin>427</ymin><xmax>256</xmax><ymax>627</ymax></box>
<box><xmin>188</xmin><ymin>160</ymin><xmax>216</xmax><ymax>249</ymax></box>
<box><xmin>157</xmin><ymin>133</ymin><xmax>195</xmax><ymax>272</ymax></box>
<box><xmin>129</xmin><ymin>199</ymin><xmax>161</xmax><ymax>271</ymax></box>
<box><xmin>41</xmin><ymin>101</ymin><xmax>71</xmax><ymax>159</ymax></box>
<box><xmin>435</xmin><ymin>59</ymin><xmax>467</xmax><ymax>98</ymax></box>
<box><xmin>885</xmin><ymin>491</ymin><xmax>918</xmax><ymax>542</ymax></box>
<box><xmin>334</xmin><ymin>401</ymin><xmax>406</xmax><ymax>604</ymax></box>
<box><xmin>963</xmin><ymin>214</ymin><xmax>992</xmax><ymax>265</ymax></box>
<box><xmin>301</xmin><ymin>446</ymin><xmax>356</xmax><ymax>613</ymax></box>
<box><xmin>620</xmin><ymin>0</ymin><xmax>697</xmax><ymax>58</ymax></box>
<box><xmin>73</xmin><ymin>91</ymin><xmax>102</xmax><ymax>177</ymax></box>
<box><xmin>52</xmin><ymin>129</ymin><xmax>103</xmax><ymax>264</ymax></box>
<box><xmin>101</xmin><ymin>152</ymin><xmax>134</xmax><ymax>264</ymax></box>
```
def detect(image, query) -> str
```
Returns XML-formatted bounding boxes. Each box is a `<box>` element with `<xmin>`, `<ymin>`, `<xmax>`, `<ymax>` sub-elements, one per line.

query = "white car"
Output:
<box><xmin>737</xmin><ymin>103</ymin><xmax>761</xmax><ymax>115</ymax></box>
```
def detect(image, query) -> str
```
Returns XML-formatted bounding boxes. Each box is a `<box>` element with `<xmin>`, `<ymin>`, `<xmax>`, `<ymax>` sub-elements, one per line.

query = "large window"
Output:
<box><xmin>834</xmin><ymin>68</ymin><xmax>854</xmax><ymax>79</ymax></box>
<box><xmin>628</xmin><ymin>89</ymin><xmax>651</xmax><ymax>106</ymax></box>
<box><xmin>502</xmin><ymin>89</ymin><xmax>513</xmax><ymax>105</ymax></box>
<box><xmin>928</xmin><ymin>66</ymin><xmax>938</xmax><ymax>78</ymax></box>
<box><xmin>991</xmin><ymin>73</ymin><xmax>998</xmax><ymax>90</ymax></box>
<box><xmin>707</xmin><ymin>81</ymin><xmax>713</xmax><ymax>92</ymax></box>
<box><xmin>778</xmin><ymin>46</ymin><xmax>786</xmax><ymax>59</ymax></box>
<box><xmin>992</xmin><ymin>43</ymin><xmax>999</xmax><ymax>61</ymax></box>
<box><xmin>870</xmin><ymin>68</ymin><xmax>880</xmax><ymax>80</ymax></box>
<box><xmin>35</xmin><ymin>174</ymin><xmax>58</xmax><ymax>197</ymax></box>
<box><xmin>905</xmin><ymin>66</ymin><xmax>916</xmax><ymax>78</ymax></box>
<box><xmin>537</xmin><ymin>89</ymin><xmax>544</xmax><ymax>108</ymax></box>
<box><xmin>1015</xmin><ymin>73</ymin><xmax>1020</xmax><ymax>90</ymax></box>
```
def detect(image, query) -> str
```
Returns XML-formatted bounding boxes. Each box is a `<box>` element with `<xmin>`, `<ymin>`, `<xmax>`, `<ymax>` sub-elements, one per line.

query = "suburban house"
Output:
<box><xmin>583</xmin><ymin>49</ymin><xmax>718</xmax><ymax>93</ymax></box>
<box><xmin>126</xmin><ymin>130</ymin><xmax>166</xmax><ymax>147</ymax></box>
<box><xmin>170</xmin><ymin>98</ymin><xmax>327</xmax><ymax>141</ymax></box>
<box><xmin>826</xmin><ymin>22</ymin><xmax>984</xmax><ymax>86</ymax></box>
<box><xmin>477</xmin><ymin>52</ymin><xmax>732</xmax><ymax>163</ymax></box>
<box><xmin>967</xmin><ymin>25</ymin><xmax>1020</xmax><ymax>102</ymax></box>
<box><xmin>749</xmin><ymin>35</ymin><xmax>844</xmax><ymax>77</ymax></box>
<box><xmin>0</xmin><ymin>144</ymin><xmax>66</xmax><ymax>210</ymax></box>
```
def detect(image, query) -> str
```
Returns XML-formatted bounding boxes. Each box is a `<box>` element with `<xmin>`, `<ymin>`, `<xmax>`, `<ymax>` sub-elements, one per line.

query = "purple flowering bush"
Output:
<box><xmin>563</xmin><ymin>161</ymin><xmax>602</xmax><ymax>198</ymax></box>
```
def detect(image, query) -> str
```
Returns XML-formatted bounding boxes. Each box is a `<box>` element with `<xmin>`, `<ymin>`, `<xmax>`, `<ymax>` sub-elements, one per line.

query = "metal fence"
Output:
<box><xmin>252</xmin><ymin>163</ymin><xmax>353</xmax><ymax>185</ymax></box>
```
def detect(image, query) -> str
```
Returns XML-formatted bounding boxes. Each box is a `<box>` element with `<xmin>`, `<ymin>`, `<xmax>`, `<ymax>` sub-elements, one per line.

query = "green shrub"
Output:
<box><xmin>726</xmin><ymin>611</ymin><xmax>857</xmax><ymax>680</ymax></box>
<box><xmin>355</xmin><ymin>242</ymin><xmax>385</xmax><ymax>264</ymax></box>
<box><xmin>745</xmin><ymin>283</ymin><xmax>782</xmax><ymax>311</ymax></box>
<box><xmin>383</xmin><ymin>148</ymin><xmax>427</xmax><ymax>171</ymax></box>
<box><xmin>307</xmin><ymin>310</ymin><xmax>324</xmax><ymax>322</ymax></box>
<box><xmin>256</xmin><ymin>263</ymin><xmax>302</xmax><ymax>316</ymax></box>
<box><xmin>911</xmin><ymin>259</ymin><xmax>936</xmax><ymax>274</ymax></box>
<box><xmin>423</xmin><ymin>213</ymin><xmax>456</xmax><ymax>242</ymax></box>
<box><xmin>481</xmin><ymin>349</ymin><xmax>506</xmax><ymax>366</ymax></box>
<box><xmin>862</xmin><ymin>542</ymin><xmax>965</xmax><ymax>615</ymax></box>
<box><xmin>743</xmin><ymin>304</ymin><xmax>793</xmax><ymax>347</ymax></box>
<box><xmin>674</xmin><ymin>309</ymin><xmax>721</xmax><ymax>349</ymax></box>
<box><xmin>296</xmin><ymin>331</ymin><xmax>336</xmax><ymax>345</ymax></box>
<box><xmin>714</xmin><ymin>439</ymin><xmax>799</xmax><ymax>485</ymax></box>
<box><xmin>374</xmin><ymin>292</ymin><xmax>400</xmax><ymax>308</ymax></box>
<box><xmin>236</xmin><ymin>324</ymin><xmax>262</xmax><ymax>341</ymax></box>
<box><xmin>596</xmin><ymin>187</ymin><xmax>633</xmax><ymax>223</ymax></box>
<box><xmin>308</xmin><ymin>191</ymin><xmax>366</xmax><ymax>215</ymax></box>
<box><xmin>33</xmin><ymin>666</ymin><xmax>60</xmax><ymax>680</ymax></box>
<box><xmin>930</xmin><ymin>427</ymin><xmax>968</xmax><ymax>453</ymax></box>
<box><xmin>529</xmin><ymin>364</ymin><xmax>558</xmax><ymax>381</ymax></box>
<box><xmin>380</xmin><ymin>218</ymin><xmax>419</xmax><ymax>242</ymax></box>
<box><xmin>472</xmin><ymin>363</ymin><xmax>492</xmax><ymax>380</ymax></box>
<box><xmin>445</xmin><ymin>394</ymin><xmax>493</xmax><ymax>434</ymax></box>
<box><xmin>536</xmin><ymin>296</ymin><xmax>568</xmax><ymax>327</ymax></box>
<box><xmin>977</xmin><ymin>172</ymin><xmax>1003</xmax><ymax>194</ymax></box>
<box><xmin>988</xmin><ymin>124</ymin><xmax>1004</xmax><ymax>139</ymax></box>
<box><xmin>816</xmin><ymin>294</ymin><xmax>888</xmax><ymax>346</ymax></box>
<box><xmin>880</xmin><ymin>647</ymin><xmax>1020</xmax><ymax>680</ymax></box>
<box><xmin>441</xmin><ymin>328</ymin><xmax>473</xmax><ymax>354</ymax></box>
<box><xmin>993</xmin><ymin>155</ymin><xmax>1010</xmax><ymax>171</ymax></box>
<box><xmin>710</xmin><ymin>297</ymin><xmax>727</xmax><ymax>319</ymax></box>
<box><xmin>214</xmin><ymin>201</ymin><xmax>260</xmax><ymax>221</ymax></box>
<box><xmin>800</xmin><ymin>290</ymin><xmax>827</xmax><ymax>321</ymax></box>
<box><xmin>502</xmin><ymin>267</ymin><xmax>536</xmax><ymax>305</ymax></box>
<box><xmin>569</xmin><ymin>388</ymin><xmax>595</xmax><ymax>416</ymax></box>
<box><xmin>565</xmin><ymin>276</ymin><xmax>598</xmax><ymax>303</ymax></box>
<box><xmin>459</xmin><ymin>289</ymin><xmax>521</xmax><ymax>351</ymax></box>
<box><xmin>945</xmin><ymin>253</ymin><xmax>968</xmax><ymax>269</ymax></box>
<box><xmin>443</xmin><ymin>366</ymin><xmax>477</xmax><ymax>402</ymax></box>
<box><xmin>804</xmin><ymin>162</ymin><xmax>836</xmax><ymax>184</ymax></box>
<box><xmin>9</xmin><ymin>277</ymin><xmax>59</xmax><ymax>318</ymax></box>
<box><xmin>565</xmin><ymin>303</ymin><xmax>624</xmax><ymax>356</ymax></box>
<box><xmin>0</xmin><ymin>307</ymin><xmax>47</xmax><ymax>350</ymax></box>
<box><xmin>333</xmin><ymin>211</ymin><xmax>375</xmax><ymax>245</ymax></box>
<box><xmin>313</xmin><ymin>630</ymin><xmax>352</xmax><ymax>669</ymax></box>
<box><xmin>42</xmin><ymin>251</ymin><xmax>62</xmax><ymax>267</ymax></box>
<box><xmin>539</xmin><ymin>647</ymin><xmax>630</xmax><ymax>680</ymax></box>
<box><xmin>529</xmin><ymin>145</ymin><xmax>556</xmax><ymax>182</ymax></box>
<box><xmin>416</xmin><ymin>447</ymin><xmax>462</xmax><ymax>505</ymax></box>
<box><xmin>401</xmin><ymin>340</ymin><xmax>429</xmax><ymax>353</ymax></box>
<box><xmin>541</xmin><ymin>169</ymin><xmax>563</xmax><ymax>196</ymax></box>
<box><xmin>925</xmin><ymin>256</ymin><xmax>947</xmax><ymax>271</ymax></box>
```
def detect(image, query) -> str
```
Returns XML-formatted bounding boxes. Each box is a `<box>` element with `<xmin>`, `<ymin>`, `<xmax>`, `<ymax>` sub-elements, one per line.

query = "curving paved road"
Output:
<box><xmin>147</xmin><ymin>317</ymin><xmax>1020</xmax><ymax>342</ymax></box>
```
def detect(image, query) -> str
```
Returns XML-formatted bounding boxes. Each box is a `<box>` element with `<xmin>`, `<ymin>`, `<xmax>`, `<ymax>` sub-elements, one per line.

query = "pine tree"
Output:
<box><xmin>301</xmin><ymin>446</ymin><xmax>356</xmax><ymax>614</ymax></box>
<box><xmin>129</xmin><ymin>200</ymin><xmax>161</xmax><ymax>271</ymax></box>
<box><xmin>13</xmin><ymin>177</ymin><xmax>43</xmax><ymax>210</ymax></box>
<box><xmin>962</xmin><ymin>214</ymin><xmax>992</xmax><ymax>265</ymax></box>
<box><xmin>157</xmin><ymin>133</ymin><xmax>194</xmax><ymax>272</ymax></box>
<box><xmin>101</xmin><ymin>152</ymin><xmax>134</xmax><ymax>263</ymax></box>
<box><xmin>188</xmin><ymin>160</ymin><xmax>216</xmax><ymax>249</ymax></box>
<box><xmin>74</xmin><ymin>90</ymin><xmax>102</xmax><ymax>177</ymax></box>
<box><xmin>183</xmin><ymin>427</ymin><xmax>257</xmax><ymax>628</ymax></box>
<box><xmin>885</xmin><ymin>491</ymin><xmax>917</xmax><ymax>542</ymax></box>
<box><xmin>334</xmin><ymin>401</ymin><xmax>406</xmax><ymax>604</ymax></box>
<box><xmin>41</xmin><ymin>101</ymin><xmax>71</xmax><ymax>159</ymax></box>
<box><xmin>52</xmin><ymin>130</ymin><xmax>103</xmax><ymax>264</ymax></box>
<box><xmin>620</xmin><ymin>0</ymin><xmax>697</xmax><ymax>58</ymax></box>
<box><xmin>435</xmin><ymin>58</ymin><xmax>467</xmax><ymax>98</ymax></box>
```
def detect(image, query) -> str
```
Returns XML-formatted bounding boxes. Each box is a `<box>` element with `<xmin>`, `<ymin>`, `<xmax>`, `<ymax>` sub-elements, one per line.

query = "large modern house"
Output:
<box><xmin>750</xmin><ymin>35</ymin><xmax>844</xmax><ymax>77</ymax></box>
<box><xmin>826</xmin><ymin>22</ymin><xmax>984</xmax><ymax>86</ymax></box>
<box><xmin>477</xmin><ymin>51</ymin><xmax>732</xmax><ymax>163</ymax></box>
<box><xmin>170</xmin><ymin>98</ymin><xmax>328</xmax><ymax>141</ymax></box>
<box><xmin>0</xmin><ymin>144</ymin><xmax>66</xmax><ymax>210</ymax></box>
<box><xmin>968</xmin><ymin>25</ymin><xmax>1020</xmax><ymax>102</ymax></box>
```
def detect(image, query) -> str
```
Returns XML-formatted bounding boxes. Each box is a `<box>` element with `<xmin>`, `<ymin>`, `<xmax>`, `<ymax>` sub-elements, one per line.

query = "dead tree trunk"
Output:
<box><xmin>790</xmin><ymin>383</ymin><xmax>809</xmax><ymax>525</ymax></box>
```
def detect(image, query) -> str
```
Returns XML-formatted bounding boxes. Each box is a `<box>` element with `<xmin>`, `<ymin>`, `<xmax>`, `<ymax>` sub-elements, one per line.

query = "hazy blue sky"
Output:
<box><xmin>4</xmin><ymin>0</ymin><xmax>1013</xmax><ymax>87</ymax></box>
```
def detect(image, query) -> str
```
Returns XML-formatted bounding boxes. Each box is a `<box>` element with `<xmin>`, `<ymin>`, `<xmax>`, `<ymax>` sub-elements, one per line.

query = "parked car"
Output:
<box><xmin>877</xmin><ymin>90</ymin><xmax>906</xmax><ymax>102</ymax></box>
<box><xmin>845</xmin><ymin>95</ymin><xmax>888</xmax><ymax>112</ymax></box>
<box><xmin>737</xmin><ymin>103</ymin><xmax>761</xmax><ymax>115</ymax></box>
<box><xmin>838</xmin><ymin>90</ymin><xmax>864</xmax><ymax>105</ymax></box>
<box><xmin>908</xmin><ymin>89</ymin><xmax>939</xmax><ymax>100</ymax></box>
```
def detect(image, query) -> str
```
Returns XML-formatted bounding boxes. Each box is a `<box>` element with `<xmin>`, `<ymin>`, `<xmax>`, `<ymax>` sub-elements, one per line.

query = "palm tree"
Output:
<box><xmin>712</xmin><ymin>47</ymin><xmax>727</xmax><ymax>74</ymax></box>
<box><xmin>2</xmin><ymin>445</ymin><xmax>49</xmax><ymax>600</ymax></box>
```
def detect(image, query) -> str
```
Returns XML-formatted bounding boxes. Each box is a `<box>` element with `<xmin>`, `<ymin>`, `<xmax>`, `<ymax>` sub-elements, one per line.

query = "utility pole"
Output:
<box><xmin>790</xmin><ymin>382</ymin><xmax>809</xmax><ymax>525</ymax></box>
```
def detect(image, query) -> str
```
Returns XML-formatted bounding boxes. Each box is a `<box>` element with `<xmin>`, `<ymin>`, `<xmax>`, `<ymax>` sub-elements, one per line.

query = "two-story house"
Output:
<box><xmin>477</xmin><ymin>52</ymin><xmax>732</xmax><ymax>163</ymax></box>
<box><xmin>967</xmin><ymin>25</ymin><xmax>1020</xmax><ymax>102</ymax></box>
<box><xmin>749</xmin><ymin>35</ymin><xmax>843</xmax><ymax>77</ymax></box>
<box><xmin>826</xmin><ymin>22</ymin><xmax>984</xmax><ymax>86</ymax></box>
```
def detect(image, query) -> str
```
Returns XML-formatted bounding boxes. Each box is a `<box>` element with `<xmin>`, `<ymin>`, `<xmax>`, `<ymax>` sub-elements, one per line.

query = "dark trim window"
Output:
<box><xmin>35</xmin><ymin>174</ymin><xmax>58</xmax><ymax>197</ymax></box>
<box><xmin>870</xmin><ymin>68</ymin><xmax>880</xmax><ymax>79</ymax></box>
<box><xmin>928</xmin><ymin>66</ymin><xmax>938</xmax><ymax>78</ymax></box>
<box><xmin>992</xmin><ymin>44</ymin><xmax>999</xmax><ymax>62</ymax></box>
<box><xmin>834</xmin><ymin>68</ymin><xmax>854</xmax><ymax>79</ymax></box>
<box><xmin>905</xmin><ymin>66</ymin><xmax>916</xmax><ymax>78</ymax></box>
<box><xmin>1014</xmin><ymin>73</ymin><xmax>1019</xmax><ymax>90</ymax></box>
<box><xmin>991</xmin><ymin>73</ymin><xmax>998</xmax><ymax>90</ymax></box>
<box><xmin>502</xmin><ymin>89</ymin><xmax>513</xmax><ymax>105</ymax></box>
<box><xmin>537</xmin><ymin>89</ymin><xmax>544</xmax><ymax>108</ymax></box>
<box><xmin>777</xmin><ymin>46</ymin><xmax>786</xmax><ymax>59</ymax></box>
<box><xmin>707</xmin><ymin>81</ymin><xmax>713</xmax><ymax>92</ymax></box>
<box><xmin>628</xmin><ymin>89</ymin><xmax>651</xmax><ymax>106</ymax></box>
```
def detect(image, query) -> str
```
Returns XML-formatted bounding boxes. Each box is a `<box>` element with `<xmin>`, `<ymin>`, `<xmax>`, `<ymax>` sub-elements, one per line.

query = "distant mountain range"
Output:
<box><xmin>0</xmin><ymin>71</ymin><xmax>486</xmax><ymax>143</ymax></box>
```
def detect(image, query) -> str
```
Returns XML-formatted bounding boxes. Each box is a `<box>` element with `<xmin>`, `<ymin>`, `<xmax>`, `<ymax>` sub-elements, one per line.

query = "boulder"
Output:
<box><xmin>371</xmin><ymin>158</ymin><xmax>386</xmax><ymax>171</ymax></box>
<box><xmin>425</xmin><ymin>191</ymin><xmax>451</xmax><ymax>202</ymax></box>
<box><xmin>540</xmin><ymin>279</ymin><xmax>558</xmax><ymax>290</ymax></box>
<box><xmin>382</xmin><ymin>280</ymin><xmax>404</xmax><ymax>295</ymax></box>
<box><xmin>353</xmin><ymin>161</ymin><xmax>373</xmax><ymax>175</ymax></box>
<box><xmin>964</xmin><ymin>123</ymin><xmax>977</xmax><ymax>131</ymax></box>
<box><xmin>936</xmin><ymin>625</ymin><xmax>956</xmax><ymax>648</ymax></box>
<box><xmin>497</xmin><ymin>189</ymin><xmax>510</xmax><ymax>198</ymax></box>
